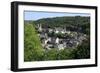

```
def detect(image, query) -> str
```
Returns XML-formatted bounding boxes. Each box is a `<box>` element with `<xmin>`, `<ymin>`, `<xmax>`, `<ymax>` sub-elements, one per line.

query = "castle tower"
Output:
<box><xmin>38</xmin><ymin>24</ymin><xmax>42</xmax><ymax>32</ymax></box>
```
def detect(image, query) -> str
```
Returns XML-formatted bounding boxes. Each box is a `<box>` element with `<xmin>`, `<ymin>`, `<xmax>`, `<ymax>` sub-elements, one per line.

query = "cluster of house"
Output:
<box><xmin>36</xmin><ymin>24</ymin><xmax>87</xmax><ymax>50</ymax></box>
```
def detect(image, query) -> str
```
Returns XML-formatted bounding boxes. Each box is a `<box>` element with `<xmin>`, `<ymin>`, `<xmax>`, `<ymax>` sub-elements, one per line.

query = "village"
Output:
<box><xmin>36</xmin><ymin>24</ymin><xmax>87</xmax><ymax>50</ymax></box>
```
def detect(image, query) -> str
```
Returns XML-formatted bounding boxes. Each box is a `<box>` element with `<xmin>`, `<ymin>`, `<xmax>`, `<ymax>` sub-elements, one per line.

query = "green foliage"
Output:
<box><xmin>73</xmin><ymin>37</ymin><xmax>90</xmax><ymax>59</ymax></box>
<box><xmin>58</xmin><ymin>49</ymin><xmax>76</xmax><ymax>60</ymax></box>
<box><xmin>34</xmin><ymin>16</ymin><xmax>90</xmax><ymax>34</ymax></box>
<box><xmin>41</xmin><ymin>49</ymin><xmax>76</xmax><ymax>61</ymax></box>
<box><xmin>24</xmin><ymin>23</ymin><xmax>44</xmax><ymax>61</ymax></box>
<box><xmin>44</xmin><ymin>49</ymin><xmax>58</xmax><ymax>60</ymax></box>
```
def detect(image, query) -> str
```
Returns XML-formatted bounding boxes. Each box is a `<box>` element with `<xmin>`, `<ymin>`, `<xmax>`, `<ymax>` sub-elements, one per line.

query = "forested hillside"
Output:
<box><xmin>34</xmin><ymin>16</ymin><xmax>90</xmax><ymax>34</ymax></box>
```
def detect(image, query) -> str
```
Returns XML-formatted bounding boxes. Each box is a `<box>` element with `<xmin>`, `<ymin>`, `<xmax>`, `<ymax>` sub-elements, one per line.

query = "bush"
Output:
<box><xmin>73</xmin><ymin>38</ymin><xmax>90</xmax><ymax>59</ymax></box>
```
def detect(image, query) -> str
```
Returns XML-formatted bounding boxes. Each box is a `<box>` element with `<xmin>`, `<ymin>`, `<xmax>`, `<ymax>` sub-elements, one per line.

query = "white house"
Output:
<box><xmin>48</xmin><ymin>28</ymin><xmax>53</xmax><ymax>33</ymax></box>
<box><xmin>57</xmin><ymin>44</ymin><xmax>64</xmax><ymax>50</ymax></box>
<box><xmin>66</xmin><ymin>31</ymin><xmax>71</xmax><ymax>34</ymax></box>
<box><xmin>54</xmin><ymin>27</ymin><xmax>67</xmax><ymax>34</ymax></box>
<box><xmin>38</xmin><ymin>24</ymin><xmax>42</xmax><ymax>32</ymax></box>
<box><xmin>55</xmin><ymin>37</ymin><xmax>59</xmax><ymax>44</ymax></box>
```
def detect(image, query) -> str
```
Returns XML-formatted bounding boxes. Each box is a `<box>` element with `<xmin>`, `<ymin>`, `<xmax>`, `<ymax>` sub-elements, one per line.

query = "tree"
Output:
<box><xmin>57</xmin><ymin>49</ymin><xmax>76</xmax><ymax>60</ymax></box>
<box><xmin>24</xmin><ymin>23</ymin><xmax>44</xmax><ymax>61</ymax></box>
<box><xmin>74</xmin><ymin>37</ymin><xmax>90</xmax><ymax>59</ymax></box>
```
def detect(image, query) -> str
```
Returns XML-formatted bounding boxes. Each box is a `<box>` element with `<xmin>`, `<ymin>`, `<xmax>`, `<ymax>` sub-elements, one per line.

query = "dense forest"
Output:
<box><xmin>34</xmin><ymin>16</ymin><xmax>90</xmax><ymax>34</ymax></box>
<box><xmin>24</xmin><ymin>16</ymin><xmax>90</xmax><ymax>62</ymax></box>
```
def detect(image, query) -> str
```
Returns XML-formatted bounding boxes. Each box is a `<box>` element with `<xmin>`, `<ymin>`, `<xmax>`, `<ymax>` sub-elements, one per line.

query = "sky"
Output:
<box><xmin>24</xmin><ymin>11</ymin><xmax>90</xmax><ymax>20</ymax></box>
